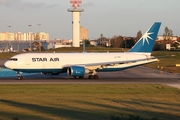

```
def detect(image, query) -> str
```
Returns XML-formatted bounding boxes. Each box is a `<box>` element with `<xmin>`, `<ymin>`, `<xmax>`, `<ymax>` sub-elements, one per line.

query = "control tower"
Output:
<box><xmin>68</xmin><ymin>0</ymin><xmax>84</xmax><ymax>47</ymax></box>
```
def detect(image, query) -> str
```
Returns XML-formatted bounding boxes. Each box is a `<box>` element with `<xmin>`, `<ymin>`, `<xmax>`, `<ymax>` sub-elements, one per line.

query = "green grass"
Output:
<box><xmin>146</xmin><ymin>51</ymin><xmax>180</xmax><ymax>73</ymax></box>
<box><xmin>0</xmin><ymin>84</ymin><xmax>180</xmax><ymax>120</ymax></box>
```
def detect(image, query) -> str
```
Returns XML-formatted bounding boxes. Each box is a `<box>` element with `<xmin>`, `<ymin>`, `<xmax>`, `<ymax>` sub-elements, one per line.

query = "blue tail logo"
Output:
<box><xmin>129</xmin><ymin>22</ymin><xmax>161</xmax><ymax>54</ymax></box>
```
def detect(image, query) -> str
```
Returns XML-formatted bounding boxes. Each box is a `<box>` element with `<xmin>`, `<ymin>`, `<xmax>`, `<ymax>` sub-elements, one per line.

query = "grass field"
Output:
<box><xmin>0</xmin><ymin>84</ymin><xmax>180</xmax><ymax>120</ymax></box>
<box><xmin>145</xmin><ymin>51</ymin><xmax>180</xmax><ymax>73</ymax></box>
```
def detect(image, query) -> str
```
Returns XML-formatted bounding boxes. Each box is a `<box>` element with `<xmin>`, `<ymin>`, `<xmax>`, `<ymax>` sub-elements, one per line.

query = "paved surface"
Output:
<box><xmin>0</xmin><ymin>66</ymin><xmax>180</xmax><ymax>89</ymax></box>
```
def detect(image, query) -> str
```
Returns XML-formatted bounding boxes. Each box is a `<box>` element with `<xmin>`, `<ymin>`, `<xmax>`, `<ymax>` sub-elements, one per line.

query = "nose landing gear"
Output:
<box><xmin>17</xmin><ymin>72</ymin><xmax>23</xmax><ymax>80</ymax></box>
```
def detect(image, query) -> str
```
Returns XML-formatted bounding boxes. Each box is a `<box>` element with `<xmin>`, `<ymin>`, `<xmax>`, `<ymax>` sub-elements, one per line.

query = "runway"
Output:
<box><xmin>0</xmin><ymin>66</ymin><xmax>180</xmax><ymax>89</ymax></box>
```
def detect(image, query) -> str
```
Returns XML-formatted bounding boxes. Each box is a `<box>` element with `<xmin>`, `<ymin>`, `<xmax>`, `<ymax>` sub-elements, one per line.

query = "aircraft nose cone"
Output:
<box><xmin>4</xmin><ymin>61</ymin><xmax>12</xmax><ymax>69</ymax></box>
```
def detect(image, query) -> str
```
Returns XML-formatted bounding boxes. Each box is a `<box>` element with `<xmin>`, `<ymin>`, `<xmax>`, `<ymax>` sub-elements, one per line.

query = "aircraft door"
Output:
<box><xmin>26</xmin><ymin>57</ymin><xmax>30</xmax><ymax>65</ymax></box>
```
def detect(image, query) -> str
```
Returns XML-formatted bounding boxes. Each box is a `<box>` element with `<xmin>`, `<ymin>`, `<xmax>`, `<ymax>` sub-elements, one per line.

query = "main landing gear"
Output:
<box><xmin>17</xmin><ymin>71</ymin><xmax>23</xmax><ymax>80</ymax></box>
<box><xmin>73</xmin><ymin>75</ymin><xmax>99</xmax><ymax>79</ymax></box>
<box><xmin>74</xmin><ymin>76</ymin><xmax>84</xmax><ymax>79</ymax></box>
<box><xmin>73</xmin><ymin>70</ymin><xmax>99</xmax><ymax>79</ymax></box>
<box><xmin>88</xmin><ymin>74</ymin><xmax>99</xmax><ymax>79</ymax></box>
<box><xmin>88</xmin><ymin>70</ymin><xmax>99</xmax><ymax>79</ymax></box>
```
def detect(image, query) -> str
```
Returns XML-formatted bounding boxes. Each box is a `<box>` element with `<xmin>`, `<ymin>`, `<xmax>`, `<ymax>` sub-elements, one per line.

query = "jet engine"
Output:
<box><xmin>67</xmin><ymin>66</ymin><xmax>90</xmax><ymax>77</ymax></box>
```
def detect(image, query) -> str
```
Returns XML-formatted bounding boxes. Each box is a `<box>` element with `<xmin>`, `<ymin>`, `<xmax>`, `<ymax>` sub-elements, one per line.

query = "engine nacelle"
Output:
<box><xmin>67</xmin><ymin>66</ymin><xmax>89</xmax><ymax>77</ymax></box>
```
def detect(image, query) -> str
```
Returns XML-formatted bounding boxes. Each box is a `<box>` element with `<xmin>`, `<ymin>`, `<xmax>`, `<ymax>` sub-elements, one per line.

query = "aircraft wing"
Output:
<box><xmin>63</xmin><ymin>57</ymin><xmax>158</xmax><ymax>71</ymax></box>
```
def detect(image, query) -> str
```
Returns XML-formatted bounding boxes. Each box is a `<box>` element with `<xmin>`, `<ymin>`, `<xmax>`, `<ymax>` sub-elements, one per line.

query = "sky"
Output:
<box><xmin>0</xmin><ymin>0</ymin><xmax>179</xmax><ymax>40</ymax></box>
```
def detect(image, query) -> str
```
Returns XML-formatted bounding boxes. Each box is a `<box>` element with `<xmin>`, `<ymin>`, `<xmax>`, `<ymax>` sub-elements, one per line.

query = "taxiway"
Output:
<box><xmin>0</xmin><ymin>66</ymin><xmax>180</xmax><ymax>89</ymax></box>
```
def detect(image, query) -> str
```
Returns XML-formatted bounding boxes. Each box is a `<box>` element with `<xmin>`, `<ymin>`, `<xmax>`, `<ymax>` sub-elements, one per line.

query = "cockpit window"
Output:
<box><xmin>9</xmin><ymin>58</ymin><xmax>18</xmax><ymax>61</ymax></box>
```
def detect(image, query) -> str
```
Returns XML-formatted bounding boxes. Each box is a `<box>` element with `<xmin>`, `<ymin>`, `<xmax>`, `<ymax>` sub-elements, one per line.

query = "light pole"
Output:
<box><xmin>28</xmin><ymin>25</ymin><xmax>32</xmax><ymax>51</ymax></box>
<box><xmin>7</xmin><ymin>26</ymin><xmax>11</xmax><ymax>32</ymax></box>
<box><xmin>37</xmin><ymin>24</ymin><xmax>41</xmax><ymax>51</ymax></box>
<box><xmin>123</xmin><ymin>40</ymin><xmax>126</xmax><ymax>52</ymax></box>
<box><xmin>28</xmin><ymin>25</ymin><xmax>32</xmax><ymax>40</ymax></box>
<box><xmin>7</xmin><ymin>26</ymin><xmax>11</xmax><ymax>49</ymax></box>
<box><xmin>28</xmin><ymin>25</ymin><xmax>32</xmax><ymax>32</ymax></box>
<box><xmin>37</xmin><ymin>24</ymin><xmax>41</xmax><ymax>33</ymax></box>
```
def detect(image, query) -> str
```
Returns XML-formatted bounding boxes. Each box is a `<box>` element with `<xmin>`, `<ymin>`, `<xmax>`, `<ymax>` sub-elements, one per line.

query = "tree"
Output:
<box><xmin>162</xmin><ymin>26</ymin><xmax>173</xmax><ymax>50</ymax></box>
<box><xmin>97</xmin><ymin>34</ymin><xmax>107</xmax><ymax>47</ymax></box>
<box><xmin>164</xmin><ymin>27</ymin><xmax>173</xmax><ymax>41</ymax></box>
<box><xmin>81</xmin><ymin>39</ymin><xmax>91</xmax><ymax>47</ymax></box>
<box><xmin>153</xmin><ymin>42</ymin><xmax>162</xmax><ymax>51</ymax></box>
<box><xmin>136</xmin><ymin>30</ymin><xmax>142</xmax><ymax>42</ymax></box>
<box><xmin>32</xmin><ymin>41</ymin><xmax>45</xmax><ymax>51</ymax></box>
<box><xmin>123</xmin><ymin>37</ymin><xmax>135</xmax><ymax>48</ymax></box>
<box><xmin>110</xmin><ymin>36</ymin><xmax>124</xmax><ymax>48</ymax></box>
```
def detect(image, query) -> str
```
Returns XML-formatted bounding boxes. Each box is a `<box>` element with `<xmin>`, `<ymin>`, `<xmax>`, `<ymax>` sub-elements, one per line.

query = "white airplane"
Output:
<box><xmin>5</xmin><ymin>22</ymin><xmax>161</xmax><ymax>80</ymax></box>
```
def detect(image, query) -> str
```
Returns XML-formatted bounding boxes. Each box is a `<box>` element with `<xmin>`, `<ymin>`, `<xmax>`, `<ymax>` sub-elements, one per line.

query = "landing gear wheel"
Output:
<box><xmin>74</xmin><ymin>76</ymin><xmax>79</xmax><ymax>79</ymax></box>
<box><xmin>17</xmin><ymin>71</ymin><xmax>23</xmax><ymax>80</ymax></box>
<box><xmin>79</xmin><ymin>76</ymin><xmax>84</xmax><ymax>79</ymax></box>
<box><xmin>88</xmin><ymin>75</ymin><xmax>94</xmax><ymax>79</ymax></box>
<box><xmin>73</xmin><ymin>76</ymin><xmax>84</xmax><ymax>79</ymax></box>
<box><xmin>94</xmin><ymin>75</ymin><xmax>99</xmax><ymax>79</ymax></box>
<box><xmin>88</xmin><ymin>75</ymin><xmax>99</xmax><ymax>79</ymax></box>
<box><xmin>18</xmin><ymin>76</ymin><xmax>23</xmax><ymax>80</ymax></box>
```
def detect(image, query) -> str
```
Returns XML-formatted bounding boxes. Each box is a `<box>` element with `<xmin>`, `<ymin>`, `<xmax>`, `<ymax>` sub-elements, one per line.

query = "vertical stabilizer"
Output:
<box><xmin>129</xmin><ymin>22</ymin><xmax>161</xmax><ymax>55</ymax></box>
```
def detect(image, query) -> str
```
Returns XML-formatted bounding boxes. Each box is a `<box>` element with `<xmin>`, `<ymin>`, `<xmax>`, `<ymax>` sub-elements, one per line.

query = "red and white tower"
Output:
<box><xmin>68</xmin><ymin>0</ymin><xmax>84</xmax><ymax>47</ymax></box>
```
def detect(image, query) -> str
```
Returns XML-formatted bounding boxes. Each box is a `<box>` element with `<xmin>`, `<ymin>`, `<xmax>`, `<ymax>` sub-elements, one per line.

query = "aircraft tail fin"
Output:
<box><xmin>129</xmin><ymin>22</ymin><xmax>161</xmax><ymax>55</ymax></box>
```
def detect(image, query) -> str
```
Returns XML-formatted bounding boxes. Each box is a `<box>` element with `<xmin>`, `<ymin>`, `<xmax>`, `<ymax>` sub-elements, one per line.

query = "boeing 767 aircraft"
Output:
<box><xmin>5</xmin><ymin>22</ymin><xmax>161</xmax><ymax>80</ymax></box>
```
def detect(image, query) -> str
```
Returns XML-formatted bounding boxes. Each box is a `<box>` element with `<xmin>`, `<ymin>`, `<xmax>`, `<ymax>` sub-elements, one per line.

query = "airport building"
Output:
<box><xmin>0</xmin><ymin>32</ymin><xmax>14</xmax><ymax>41</ymax></box>
<box><xmin>36</xmin><ymin>32</ymin><xmax>50</xmax><ymax>41</ymax></box>
<box><xmin>80</xmin><ymin>26</ymin><xmax>88</xmax><ymax>40</ymax></box>
<box><xmin>0</xmin><ymin>32</ymin><xmax>49</xmax><ymax>41</ymax></box>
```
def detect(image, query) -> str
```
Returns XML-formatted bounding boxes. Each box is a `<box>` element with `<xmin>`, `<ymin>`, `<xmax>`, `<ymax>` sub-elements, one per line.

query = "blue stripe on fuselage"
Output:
<box><xmin>13</xmin><ymin>69</ymin><xmax>63</xmax><ymax>73</ymax></box>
